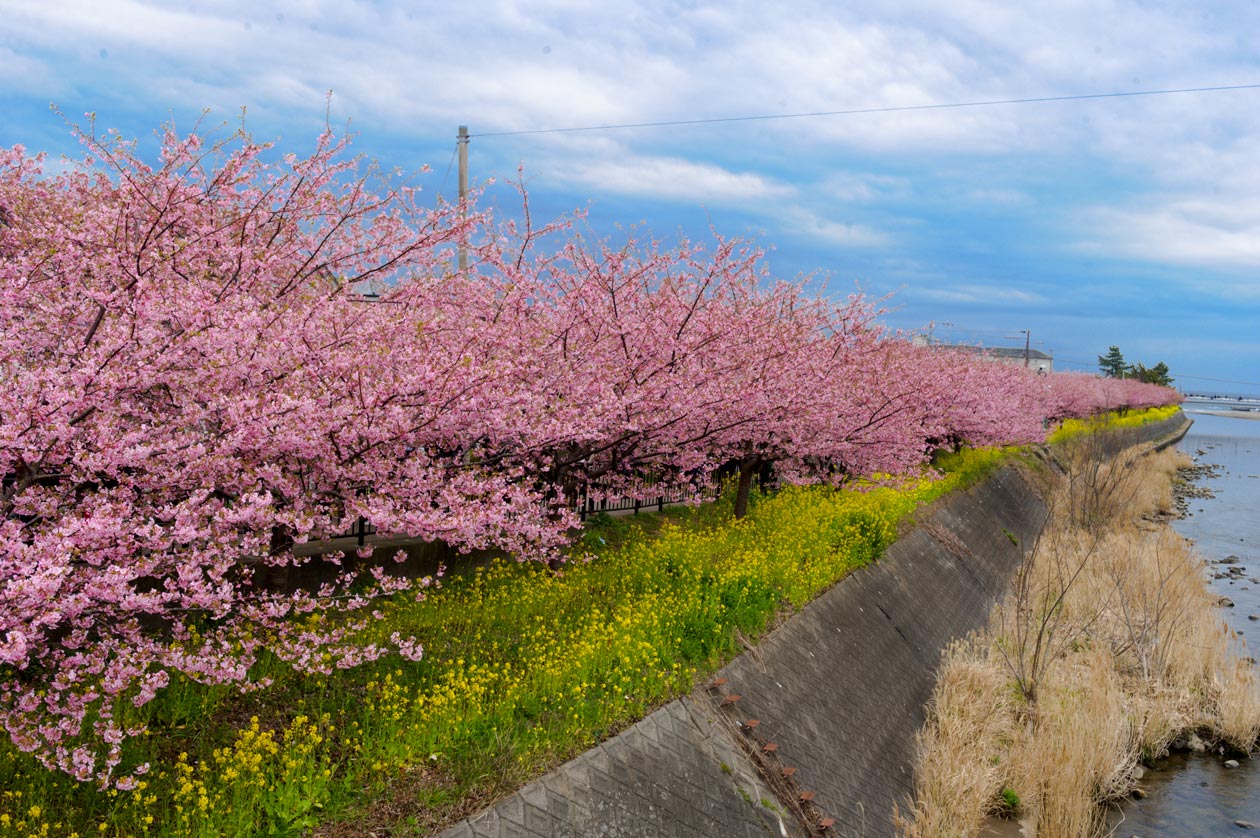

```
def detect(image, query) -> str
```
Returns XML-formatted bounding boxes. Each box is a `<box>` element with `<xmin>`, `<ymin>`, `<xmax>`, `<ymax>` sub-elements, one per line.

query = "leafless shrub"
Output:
<box><xmin>994</xmin><ymin>526</ymin><xmax>1097</xmax><ymax>706</ymax></box>
<box><xmin>1090</xmin><ymin>528</ymin><xmax>1200</xmax><ymax>683</ymax></box>
<box><xmin>899</xmin><ymin>440</ymin><xmax>1260</xmax><ymax>837</ymax></box>
<box><xmin>1008</xmin><ymin>649</ymin><xmax>1141</xmax><ymax>837</ymax></box>
<box><xmin>1057</xmin><ymin>428</ymin><xmax>1146</xmax><ymax>532</ymax></box>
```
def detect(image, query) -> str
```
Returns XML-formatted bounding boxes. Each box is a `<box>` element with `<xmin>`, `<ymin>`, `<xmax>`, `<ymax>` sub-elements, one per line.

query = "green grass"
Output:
<box><xmin>1047</xmin><ymin>404</ymin><xmax>1181</xmax><ymax>445</ymax></box>
<box><xmin>0</xmin><ymin>431</ymin><xmax>1124</xmax><ymax>837</ymax></box>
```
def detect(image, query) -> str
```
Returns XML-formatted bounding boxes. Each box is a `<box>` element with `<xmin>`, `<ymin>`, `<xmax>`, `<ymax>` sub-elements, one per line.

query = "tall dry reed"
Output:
<box><xmin>897</xmin><ymin>445</ymin><xmax>1260</xmax><ymax>838</ymax></box>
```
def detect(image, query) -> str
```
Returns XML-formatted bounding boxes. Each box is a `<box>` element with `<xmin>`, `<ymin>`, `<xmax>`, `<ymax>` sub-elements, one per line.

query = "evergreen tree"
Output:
<box><xmin>1098</xmin><ymin>345</ymin><xmax>1131</xmax><ymax>379</ymax></box>
<box><xmin>1132</xmin><ymin>361</ymin><xmax>1174</xmax><ymax>387</ymax></box>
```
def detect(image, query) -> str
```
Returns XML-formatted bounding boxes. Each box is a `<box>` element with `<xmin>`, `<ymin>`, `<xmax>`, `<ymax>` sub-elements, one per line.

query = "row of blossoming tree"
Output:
<box><xmin>0</xmin><ymin>125</ymin><xmax>1179</xmax><ymax>786</ymax></box>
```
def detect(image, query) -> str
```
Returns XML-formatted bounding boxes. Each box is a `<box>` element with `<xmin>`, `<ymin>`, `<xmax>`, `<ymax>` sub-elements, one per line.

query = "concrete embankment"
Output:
<box><xmin>439</xmin><ymin>412</ymin><xmax>1192</xmax><ymax>838</ymax></box>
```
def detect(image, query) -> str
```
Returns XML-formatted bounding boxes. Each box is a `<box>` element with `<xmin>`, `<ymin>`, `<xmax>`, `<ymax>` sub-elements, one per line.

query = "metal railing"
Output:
<box><xmin>332</xmin><ymin>516</ymin><xmax>377</xmax><ymax>546</ymax></box>
<box><xmin>330</xmin><ymin>474</ymin><xmax>729</xmax><ymax>543</ymax></box>
<box><xmin>576</xmin><ymin>477</ymin><xmax>721</xmax><ymax>520</ymax></box>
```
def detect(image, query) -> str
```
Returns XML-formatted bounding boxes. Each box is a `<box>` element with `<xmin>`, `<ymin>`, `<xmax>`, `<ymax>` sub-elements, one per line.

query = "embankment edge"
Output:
<box><xmin>439</xmin><ymin>411</ymin><xmax>1191</xmax><ymax>838</ymax></box>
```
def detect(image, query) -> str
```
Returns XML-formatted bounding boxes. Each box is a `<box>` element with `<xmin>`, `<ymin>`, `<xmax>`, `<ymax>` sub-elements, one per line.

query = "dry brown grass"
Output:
<box><xmin>897</xmin><ymin>443</ymin><xmax>1260</xmax><ymax>838</ymax></box>
<box><xmin>894</xmin><ymin>642</ymin><xmax>1018</xmax><ymax>838</ymax></box>
<box><xmin>1009</xmin><ymin>649</ymin><xmax>1138</xmax><ymax>837</ymax></box>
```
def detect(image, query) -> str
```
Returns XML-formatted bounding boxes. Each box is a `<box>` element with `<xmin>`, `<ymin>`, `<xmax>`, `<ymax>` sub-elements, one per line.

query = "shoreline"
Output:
<box><xmin>1103</xmin><ymin>407</ymin><xmax>1260</xmax><ymax>835</ymax></box>
<box><xmin>899</xmin><ymin>418</ymin><xmax>1260</xmax><ymax>838</ymax></box>
<box><xmin>1183</xmin><ymin>408</ymin><xmax>1260</xmax><ymax>421</ymax></box>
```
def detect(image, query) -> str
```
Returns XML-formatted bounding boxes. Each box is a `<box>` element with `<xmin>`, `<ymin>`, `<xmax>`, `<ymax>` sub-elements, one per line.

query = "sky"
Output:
<box><xmin>3</xmin><ymin>0</ymin><xmax>1259</xmax><ymax>393</ymax></box>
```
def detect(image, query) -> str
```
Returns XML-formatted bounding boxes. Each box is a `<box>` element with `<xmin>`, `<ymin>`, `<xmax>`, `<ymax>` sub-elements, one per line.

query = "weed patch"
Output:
<box><xmin>897</xmin><ymin>439</ymin><xmax>1260</xmax><ymax>838</ymax></box>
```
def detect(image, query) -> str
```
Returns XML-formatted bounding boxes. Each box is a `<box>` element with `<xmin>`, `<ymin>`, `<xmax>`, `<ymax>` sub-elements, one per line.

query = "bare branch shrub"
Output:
<box><xmin>994</xmin><ymin>527</ymin><xmax>1098</xmax><ymax>706</ymax></box>
<box><xmin>1008</xmin><ymin>649</ymin><xmax>1141</xmax><ymax>837</ymax></box>
<box><xmin>900</xmin><ymin>436</ymin><xmax>1260</xmax><ymax>837</ymax></box>
<box><xmin>994</xmin><ymin>443</ymin><xmax>1189</xmax><ymax>706</ymax></box>
<box><xmin>1057</xmin><ymin>424</ymin><xmax>1147</xmax><ymax>532</ymax></box>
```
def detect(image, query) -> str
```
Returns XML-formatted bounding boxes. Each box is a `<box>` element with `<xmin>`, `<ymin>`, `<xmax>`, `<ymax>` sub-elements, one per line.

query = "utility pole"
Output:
<box><xmin>457</xmin><ymin>125</ymin><xmax>469</xmax><ymax>273</ymax></box>
<box><xmin>1023</xmin><ymin>329</ymin><xmax>1031</xmax><ymax>368</ymax></box>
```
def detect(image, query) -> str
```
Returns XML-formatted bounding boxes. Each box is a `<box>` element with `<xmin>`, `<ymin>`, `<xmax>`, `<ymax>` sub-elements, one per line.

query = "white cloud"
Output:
<box><xmin>968</xmin><ymin>188</ymin><xmax>1030</xmax><ymax>206</ymax></box>
<box><xmin>917</xmin><ymin>284</ymin><xmax>1047</xmax><ymax>305</ymax></box>
<box><xmin>778</xmin><ymin>207</ymin><xmax>891</xmax><ymax>248</ymax></box>
<box><xmin>558</xmin><ymin>152</ymin><xmax>796</xmax><ymax>205</ymax></box>
<box><xmin>10</xmin><ymin>0</ymin><xmax>1260</xmax><ymax>280</ymax></box>
<box><xmin>0</xmin><ymin>46</ymin><xmax>58</xmax><ymax>95</ymax></box>
<box><xmin>8</xmin><ymin>0</ymin><xmax>253</xmax><ymax>59</ymax></box>
<box><xmin>818</xmin><ymin>172</ymin><xmax>910</xmax><ymax>202</ymax></box>
<box><xmin>1073</xmin><ymin>124</ymin><xmax>1260</xmax><ymax>282</ymax></box>
<box><xmin>10</xmin><ymin>0</ymin><xmax>1260</xmax><ymax>161</ymax></box>
<box><xmin>1086</xmin><ymin>201</ymin><xmax>1260</xmax><ymax>275</ymax></box>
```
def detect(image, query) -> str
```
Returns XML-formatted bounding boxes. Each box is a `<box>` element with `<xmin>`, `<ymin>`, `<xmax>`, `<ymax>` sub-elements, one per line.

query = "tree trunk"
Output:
<box><xmin>733</xmin><ymin>456</ymin><xmax>761</xmax><ymax>519</ymax></box>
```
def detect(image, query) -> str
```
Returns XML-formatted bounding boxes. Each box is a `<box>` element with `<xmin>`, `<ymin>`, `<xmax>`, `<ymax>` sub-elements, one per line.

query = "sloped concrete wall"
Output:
<box><xmin>439</xmin><ymin>411</ymin><xmax>1191</xmax><ymax>838</ymax></box>
<box><xmin>708</xmin><ymin>466</ymin><xmax>1046</xmax><ymax>837</ymax></box>
<box><xmin>440</xmin><ymin>695</ymin><xmax>802</xmax><ymax>838</ymax></box>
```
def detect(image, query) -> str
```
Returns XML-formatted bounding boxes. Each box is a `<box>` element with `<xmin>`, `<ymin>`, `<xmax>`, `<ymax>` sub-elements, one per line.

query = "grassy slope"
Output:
<box><xmin>0</xmin><ymin>410</ymin><xmax>1175</xmax><ymax>837</ymax></box>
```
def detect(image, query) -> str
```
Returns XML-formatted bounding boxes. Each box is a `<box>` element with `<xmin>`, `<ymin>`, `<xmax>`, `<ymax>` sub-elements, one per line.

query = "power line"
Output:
<box><xmin>1170</xmin><ymin>373</ymin><xmax>1260</xmax><ymax>387</ymax></box>
<box><xmin>472</xmin><ymin>82</ymin><xmax>1260</xmax><ymax>139</ymax></box>
<box><xmin>1003</xmin><ymin>350</ymin><xmax>1256</xmax><ymax>381</ymax></box>
<box><xmin>1050</xmin><ymin>360</ymin><xmax>1260</xmax><ymax>389</ymax></box>
<box><xmin>435</xmin><ymin>142</ymin><xmax>459</xmax><ymax>204</ymax></box>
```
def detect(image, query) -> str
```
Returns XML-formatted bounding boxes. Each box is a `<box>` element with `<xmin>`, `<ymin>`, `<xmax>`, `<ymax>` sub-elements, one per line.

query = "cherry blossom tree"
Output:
<box><xmin>0</xmin><ymin>120</ymin><xmax>1184</xmax><ymax>786</ymax></box>
<box><xmin>0</xmin><ymin>123</ymin><xmax>508</xmax><ymax>784</ymax></box>
<box><xmin>1043</xmin><ymin>370</ymin><xmax>1180</xmax><ymax>422</ymax></box>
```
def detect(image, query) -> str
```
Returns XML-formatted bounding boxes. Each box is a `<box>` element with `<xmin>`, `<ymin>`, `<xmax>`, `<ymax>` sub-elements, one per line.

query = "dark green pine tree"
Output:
<box><xmin>1132</xmin><ymin>361</ymin><xmax>1174</xmax><ymax>387</ymax></box>
<box><xmin>1097</xmin><ymin>345</ymin><xmax>1130</xmax><ymax>379</ymax></box>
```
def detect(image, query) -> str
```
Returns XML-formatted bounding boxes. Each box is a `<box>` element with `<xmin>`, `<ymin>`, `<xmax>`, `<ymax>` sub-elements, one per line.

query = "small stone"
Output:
<box><xmin>1133</xmin><ymin>765</ymin><xmax>1145</xmax><ymax>780</ymax></box>
<box><xmin>1219</xmin><ymin>597</ymin><xmax>1236</xmax><ymax>608</ymax></box>
<box><xmin>1235</xmin><ymin>820</ymin><xmax>1255</xmax><ymax>829</ymax></box>
<box><xmin>1221</xmin><ymin>556</ymin><xmax>1241</xmax><ymax>565</ymax></box>
<box><xmin>1225</xmin><ymin>759</ymin><xmax>1240</xmax><ymax>769</ymax></box>
<box><xmin>1131</xmin><ymin>786</ymin><xmax>1148</xmax><ymax>798</ymax></box>
<box><xmin>1250</xmin><ymin>615</ymin><xmax>1259</xmax><ymax>622</ymax></box>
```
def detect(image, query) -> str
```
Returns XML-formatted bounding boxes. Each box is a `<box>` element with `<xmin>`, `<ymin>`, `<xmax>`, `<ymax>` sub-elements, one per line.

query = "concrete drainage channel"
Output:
<box><xmin>438</xmin><ymin>412</ymin><xmax>1192</xmax><ymax>838</ymax></box>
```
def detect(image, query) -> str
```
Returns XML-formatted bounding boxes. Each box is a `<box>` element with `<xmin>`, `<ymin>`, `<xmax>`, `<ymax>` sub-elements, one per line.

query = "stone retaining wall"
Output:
<box><xmin>439</xmin><ymin>411</ymin><xmax>1191</xmax><ymax>838</ymax></box>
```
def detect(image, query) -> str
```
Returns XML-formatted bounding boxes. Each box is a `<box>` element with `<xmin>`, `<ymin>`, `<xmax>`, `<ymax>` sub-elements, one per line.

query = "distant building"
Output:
<box><xmin>963</xmin><ymin>346</ymin><xmax>1054</xmax><ymax>374</ymax></box>
<box><xmin>911</xmin><ymin>335</ymin><xmax>1054</xmax><ymax>374</ymax></box>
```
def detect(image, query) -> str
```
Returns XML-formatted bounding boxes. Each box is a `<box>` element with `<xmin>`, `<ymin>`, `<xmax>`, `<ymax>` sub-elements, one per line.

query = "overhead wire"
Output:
<box><xmin>1168</xmin><ymin>374</ymin><xmax>1260</xmax><ymax>387</ymax></box>
<box><xmin>463</xmin><ymin>84</ymin><xmax>1260</xmax><ymax>389</ymax></box>
<box><xmin>1042</xmin><ymin>360</ymin><xmax>1260</xmax><ymax>390</ymax></box>
<box><xmin>435</xmin><ymin>141</ymin><xmax>459</xmax><ymax>205</ymax></box>
<box><xmin>471</xmin><ymin>82</ymin><xmax>1260</xmax><ymax>138</ymax></box>
<box><xmin>963</xmin><ymin>349</ymin><xmax>1258</xmax><ymax>386</ymax></box>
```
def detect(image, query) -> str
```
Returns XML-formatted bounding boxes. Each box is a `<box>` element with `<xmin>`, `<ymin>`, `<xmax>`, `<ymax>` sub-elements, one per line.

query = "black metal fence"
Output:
<box><xmin>331</xmin><ymin>474</ymin><xmax>731</xmax><ymax>543</ymax></box>
<box><xmin>333</xmin><ymin>516</ymin><xmax>377</xmax><ymax>546</ymax></box>
<box><xmin>576</xmin><ymin>477</ymin><xmax>722</xmax><ymax>520</ymax></box>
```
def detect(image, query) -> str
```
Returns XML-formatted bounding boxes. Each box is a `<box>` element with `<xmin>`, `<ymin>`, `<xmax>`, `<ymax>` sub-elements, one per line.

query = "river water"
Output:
<box><xmin>1106</xmin><ymin>410</ymin><xmax>1260</xmax><ymax>836</ymax></box>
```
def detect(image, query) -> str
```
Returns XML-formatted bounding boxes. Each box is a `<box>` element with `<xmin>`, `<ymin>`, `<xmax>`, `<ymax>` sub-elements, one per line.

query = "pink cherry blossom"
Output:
<box><xmin>0</xmin><ymin>123</ymin><xmax>1181</xmax><ymax>785</ymax></box>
